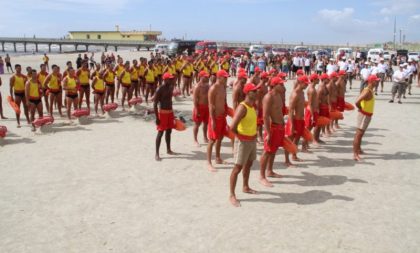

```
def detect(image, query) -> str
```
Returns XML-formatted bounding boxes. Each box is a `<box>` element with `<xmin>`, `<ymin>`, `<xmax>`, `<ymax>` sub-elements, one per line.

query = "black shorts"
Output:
<box><xmin>14</xmin><ymin>92</ymin><xmax>25</xmax><ymax>98</ymax></box>
<box><xmin>80</xmin><ymin>85</ymin><xmax>90</xmax><ymax>91</ymax></box>
<box><xmin>95</xmin><ymin>91</ymin><xmax>105</xmax><ymax>96</ymax></box>
<box><xmin>292</xmin><ymin>65</ymin><xmax>299</xmax><ymax>72</ymax></box>
<box><xmin>66</xmin><ymin>94</ymin><xmax>78</xmax><ymax>99</ymax></box>
<box><xmin>304</xmin><ymin>66</ymin><xmax>310</xmax><ymax>72</ymax></box>
<box><xmin>6</xmin><ymin>63</ymin><xmax>12</xmax><ymax>67</ymax></box>
<box><xmin>29</xmin><ymin>99</ymin><xmax>42</xmax><ymax>106</ymax></box>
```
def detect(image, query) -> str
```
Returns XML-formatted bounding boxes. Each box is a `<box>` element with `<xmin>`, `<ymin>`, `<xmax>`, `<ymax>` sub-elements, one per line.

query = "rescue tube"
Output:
<box><xmin>316</xmin><ymin>116</ymin><xmax>331</xmax><ymax>127</ymax></box>
<box><xmin>330</xmin><ymin>111</ymin><xmax>344</xmax><ymax>120</ymax></box>
<box><xmin>103</xmin><ymin>103</ymin><xmax>118</xmax><ymax>112</ymax></box>
<box><xmin>224</xmin><ymin>127</ymin><xmax>235</xmax><ymax>140</ymax></box>
<box><xmin>302</xmin><ymin>128</ymin><xmax>314</xmax><ymax>142</ymax></box>
<box><xmin>129</xmin><ymin>97</ymin><xmax>143</xmax><ymax>106</ymax></box>
<box><xmin>72</xmin><ymin>109</ymin><xmax>90</xmax><ymax>118</ymax></box>
<box><xmin>172</xmin><ymin>88</ymin><xmax>181</xmax><ymax>97</ymax></box>
<box><xmin>0</xmin><ymin>126</ymin><xmax>7</xmax><ymax>138</ymax></box>
<box><xmin>227</xmin><ymin>107</ymin><xmax>234</xmax><ymax>118</ymax></box>
<box><xmin>283</xmin><ymin>137</ymin><xmax>298</xmax><ymax>154</ymax></box>
<box><xmin>344</xmin><ymin>102</ymin><xmax>355</xmax><ymax>111</ymax></box>
<box><xmin>174</xmin><ymin>118</ymin><xmax>186</xmax><ymax>131</ymax></box>
<box><xmin>33</xmin><ymin>116</ymin><xmax>54</xmax><ymax>128</ymax></box>
<box><xmin>7</xmin><ymin>96</ymin><xmax>21</xmax><ymax>114</ymax></box>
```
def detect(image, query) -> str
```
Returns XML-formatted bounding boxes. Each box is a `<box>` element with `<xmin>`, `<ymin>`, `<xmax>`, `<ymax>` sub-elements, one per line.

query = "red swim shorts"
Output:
<box><xmin>157</xmin><ymin>110</ymin><xmax>175</xmax><ymax>131</ymax></box>
<box><xmin>207</xmin><ymin>115</ymin><xmax>227</xmax><ymax>141</ymax></box>
<box><xmin>257</xmin><ymin>109</ymin><xmax>263</xmax><ymax>126</ymax></box>
<box><xmin>285</xmin><ymin>119</ymin><xmax>305</xmax><ymax>138</ymax></box>
<box><xmin>304</xmin><ymin>107</ymin><xmax>319</xmax><ymax>128</ymax></box>
<box><xmin>319</xmin><ymin>104</ymin><xmax>330</xmax><ymax>118</ymax></box>
<box><xmin>192</xmin><ymin>104</ymin><xmax>209</xmax><ymax>124</ymax></box>
<box><xmin>264</xmin><ymin>123</ymin><xmax>285</xmax><ymax>154</ymax></box>
<box><xmin>337</xmin><ymin>96</ymin><xmax>345</xmax><ymax>112</ymax></box>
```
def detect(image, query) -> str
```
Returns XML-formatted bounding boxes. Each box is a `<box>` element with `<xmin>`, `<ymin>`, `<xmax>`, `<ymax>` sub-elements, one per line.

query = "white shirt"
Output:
<box><xmin>338</xmin><ymin>61</ymin><xmax>348</xmax><ymax>71</ymax></box>
<box><xmin>377</xmin><ymin>63</ymin><xmax>386</xmax><ymax>74</ymax></box>
<box><xmin>326</xmin><ymin>64</ymin><xmax>336</xmax><ymax>75</ymax></box>
<box><xmin>316</xmin><ymin>61</ymin><xmax>323</xmax><ymax>71</ymax></box>
<box><xmin>347</xmin><ymin>63</ymin><xmax>354</xmax><ymax>72</ymax></box>
<box><xmin>360</xmin><ymin>68</ymin><xmax>371</xmax><ymax>80</ymax></box>
<box><xmin>393</xmin><ymin>69</ymin><xmax>405</xmax><ymax>82</ymax></box>
<box><xmin>304</xmin><ymin>58</ymin><xmax>310</xmax><ymax>67</ymax></box>
<box><xmin>293</xmin><ymin>57</ymin><xmax>300</xmax><ymax>66</ymax></box>
<box><xmin>370</xmin><ymin>66</ymin><xmax>379</xmax><ymax>75</ymax></box>
<box><xmin>403</xmin><ymin>68</ymin><xmax>411</xmax><ymax>78</ymax></box>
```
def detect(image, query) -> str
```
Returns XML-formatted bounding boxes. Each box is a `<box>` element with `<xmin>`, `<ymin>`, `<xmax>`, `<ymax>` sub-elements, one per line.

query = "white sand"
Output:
<box><xmin>0</xmin><ymin>52</ymin><xmax>420</xmax><ymax>253</ymax></box>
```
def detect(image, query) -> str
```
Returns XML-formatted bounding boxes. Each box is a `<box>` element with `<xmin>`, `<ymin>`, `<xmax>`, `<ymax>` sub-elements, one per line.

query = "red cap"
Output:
<box><xmin>243</xmin><ymin>83</ymin><xmax>260</xmax><ymax>94</ymax></box>
<box><xmin>162</xmin><ymin>72</ymin><xmax>174</xmax><ymax>80</ymax></box>
<box><xmin>367</xmin><ymin>75</ymin><xmax>380</xmax><ymax>83</ymax></box>
<box><xmin>319</xmin><ymin>73</ymin><xmax>330</xmax><ymax>80</ymax></box>
<box><xmin>198</xmin><ymin>70</ymin><xmax>210</xmax><ymax>78</ymax></box>
<box><xmin>270</xmin><ymin>77</ymin><xmax>285</xmax><ymax>86</ymax></box>
<box><xmin>298</xmin><ymin>75</ymin><xmax>310</xmax><ymax>85</ymax></box>
<box><xmin>309</xmin><ymin>73</ymin><xmax>319</xmax><ymax>81</ymax></box>
<box><xmin>255</xmin><ymin>67</ymin><xmax>262</xmax><ymax>73</ymax></box>
<box><xmin>216</xmin><ymin>70</ymin><xmax>229</xmax><ymax>78</ymax></box>
<box><xmin>260</xmin><ymin>72</ymin><xmax>269</xmax><ymax>79</ymax></box>
<box><xmin>277</xmin><ymin>72</ymin><xmax>287</xmax><ymax>78</ymax></box>
<box><xmin>238</xmin><ymin>68</ymin><xmax>246</xmax><ymax>73</ymax></box>
<box><xmin>237</xmin><ymin>71</ymin><xmax>248</xmax><ymax>79</ymax></box>
<box><xmin>296</xmin><ymin>69</ymin><xmax>304</xmax><ymax>76</ymax></box>
<box><xmin>269</xmin><ymin>69</ymin><xmax>277</xmax><ymax>75</ymax></box>
<box><xmin>338</xmin><ymin>70</ymin><xmax>346</xmax><ymax>76</ymax></box>
<box><xmin>329</xmin><ymin>72</ymin><xmax>338</xmax><ymax>79</ymax></box>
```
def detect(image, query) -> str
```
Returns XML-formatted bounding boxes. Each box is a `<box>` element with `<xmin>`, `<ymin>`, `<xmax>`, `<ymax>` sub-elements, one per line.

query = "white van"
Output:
<box><xmin>367</xmin><ymin>48</ymin><xmax>384</xmax><ymax>62</ymax></box>
<box><xmin>249</xmin><ymin>45</ymin><xmax>265</xmax><ymax>57</ymax></box>
<box><xmin>335</xmin><ymin>48</ymin><xmax>353</xmax><ymax>59</ymax></box>
<box><xmin>153</xmin><ymin>44</ymin><xmax>168</xmax><ymax>54</ymax></box>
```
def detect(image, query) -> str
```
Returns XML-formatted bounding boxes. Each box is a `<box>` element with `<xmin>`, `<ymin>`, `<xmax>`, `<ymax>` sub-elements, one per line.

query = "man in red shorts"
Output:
<box><xmin>315</xmin><ymin>73</ymin><xmax>330</xmax><ymax>143</ymax></box>
<box><xmin>256</xmin><ymin>71</ymin><xmax>269</xmax><ymax>142</ymax></box>
<box><xmin>154</xmin><ymin>72</ymin><xmax>176</xmax><ymax>161</ymax></box>
<box><xmin>303</xmin><ymin>73</ymin><xmax>320</xmax><ymax>150</ymax></box>
<box><xmin>335</xmin><ymin>70</ymin><xmax>347</xmax><ymax>129</ymax></box>
<box><xmin>285</xmin><ymin>75</ymin><xmax>309</xmax><ymax>165</ymax></box>
<box><xmin>259</xmin><ymin>77</ymin><xmax>285</xmax><ymax>187</ymax></box>
<box><xmin>327</xmin><ymin>71</ymin><xmax>339</xmax><ymax>132</ymax></box>
<box><xmin>192</xmin><ymin>70</ymin><xmax>210</xmax><ymax>147</ymax></box>
<box><xmin>207</xmin><ymin>70</ymin><xmax>229</xmax><ymax>172</ymax></box>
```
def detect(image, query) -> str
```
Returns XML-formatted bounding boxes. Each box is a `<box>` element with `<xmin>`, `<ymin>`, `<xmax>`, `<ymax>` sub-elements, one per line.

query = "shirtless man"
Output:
<box><xmin>192</xmin><ymin>71</ymin><xmax>210</xmax><ymax>147</ymax></box>
<box><xmin>44</xmin><ymin>64</ymin><xmax>63</xmax><ymax>117</ymax></box>
<box><xmin>9</xmin><ymin>64</ymin><xmax>30</xmax><ymax>127</ymax></box>
<box><xmin>285</xmin><ymin>75</ymin><xmax>309</xmax><ymax>165</ymax></box>
<box><xmin>327</xmin><ymin>72</ymin><xmax>339</xmax><ymax>132</ymax></box>
<box><xmin>25</xmin><ymin>69</ymin><xmax>43</xmax><ymax>131</ymax></box>
<box><xmin>315</xmin><ymin>73</ymin><xmax>330</xmax><ymax>143</ymax></box>
<box><xmin>303</xmin><ymin>73</ymin><xmax>320</xmax><ymax>150</ymax></box>
<box><xmin>259</xmin><ymin>77</ymin><xmax>286</xmax><ymax>187</ymax></box>
<box><xmin>256</xmin><ymin>72</ymin><xmax>269</xmax><ymax>142</ymax></box>
<box><xmin>0</xmin><ymin>76</ymin><xmax>7</xmax><ymax>119</ymax></box>
<box><xmin>207</xmin><ymin>70</ymin><xmax>229</xmax><ymax>172</ymax></box>
<box><xmin>335</xmin><ymin>70</ymin><xmax>347</xmax><ymax>129</ymax></box>
<box><xmin>232</xmin><ymin>71</ymin><xmax>247</xmax><ymax>110</ymax></box>
<box><xmin>154</xmin><ymin>73</ymin><xmax>176</xmax><ymax>161</ymax></box>
<box><xmin>249</xmin><ymin>67</ymin><xmax>261</xmax><ymax>85</ymax></box>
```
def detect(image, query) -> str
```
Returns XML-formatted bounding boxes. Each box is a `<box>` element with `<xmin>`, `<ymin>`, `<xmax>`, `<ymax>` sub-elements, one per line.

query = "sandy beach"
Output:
<box><xmin>1</xmin><ymin>51</ymin><xmax>420</xmax><ymax>253</ymax></box>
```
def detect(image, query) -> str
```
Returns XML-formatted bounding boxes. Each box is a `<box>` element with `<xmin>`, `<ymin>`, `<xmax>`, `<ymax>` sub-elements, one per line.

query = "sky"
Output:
<box><xmin>1</xmin><ymin>0</ymin><xmax>419</xmax><ymax>45</ymax></box>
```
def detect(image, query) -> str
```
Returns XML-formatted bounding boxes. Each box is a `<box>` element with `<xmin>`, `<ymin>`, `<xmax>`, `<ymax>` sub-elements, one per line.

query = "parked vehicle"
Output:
<box><xmin>232</xmin><ymin>48</ymin><xmax>247</xmax><ymax>57</ymax></box>
<box><xmin>167</xmin><ymin>40</ymin><xmax>199</xmax><ymax>57</ymax></box>
<box><xmin>264</xmin><ymin>46</ymin><xmax>273</xmax><ymax>58</ymax></box>
<box><xmin>195</xmin><ymin>41</ymin><xmax>217</xmax><ymax>54</ymax></box>
<box><xmin>249</xmin><ymin>45</ymin><xmax>265</xmax><ymax>57</ymax></box>
<box><xmin>153</xmin><ymin>44</ymin><xmax>168</xmax><ymax>54</ymax></box>
<box><xmin>293</xmin><ymin>46</ymin><xmax>309</xmax><ymax>55</ymax></box>
<box><xmin>272</xmin><ymin>48</ymin><xmax>289</xmax><ymax>57</ymax></box>
<box><xmin>335</xmin><ymin>48</ymin><xmax>353</xmax><ymax>59</ymax></box>
<box><xmin>408</xmin><ymin>52</ymin><xmax>419</xmax><ymax>62</ymax></box>
<box><xmin>367</xmin><ymin>48</ymin><xmax>384</xmax><ymax>62</ymax></box>
<box><xmin>383</xmin><ymin>50</ymin><xmax>396</xmax><ymax>61</ymax></box>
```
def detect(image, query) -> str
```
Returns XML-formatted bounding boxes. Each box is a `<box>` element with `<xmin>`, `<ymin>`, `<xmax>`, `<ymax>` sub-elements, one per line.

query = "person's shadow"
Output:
<box><xmin>241</xmin><ymin>190</ymin><xmax>354</xmax><ymax>205</ymax></box>
<box><xmin>272</xmin><ymin>172</ymin><xmax>367</xmax><ymax>187</ymax></box>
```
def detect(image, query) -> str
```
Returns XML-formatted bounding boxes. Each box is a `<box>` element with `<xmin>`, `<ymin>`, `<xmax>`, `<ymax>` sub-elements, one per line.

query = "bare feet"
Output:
<box><xmin>259</xmin><ymin>178</ymin><xmax>273</xmax><ymax>187</ymax></box>
<box><xmin>17</xmin><ymin>124</ymin><xmax>21</xmax><ymax>128</ymax></box>
<box><xmin>359</xmin><ymin>149</ymin><xmax>365</xmax><ymax>154</ymax></box>
<box><xmin>267</xmin><ymin>171</ymin><xmax>283</xmax><ymax>178</ymax></box>
<box><xmin>284</xmin><ymin>161</ymin><xmax>295</xmax><ymax>167</ymax></box>
<box><xmin>243</xmin><ymin>187</ymin><xmax>258</xmax><ymax>194</ymax></box>
<box><xmin>207</xmin><ymin>164</ymin><xmax>217</xmax><ymax>172</ymax></box>
<box><xmin>229</xmin><ymin>195</ymin><xmax>241</xmax><ymax>207</ymax></box>
<box><xmin>155</xmin><ymin>155</ymin><xmax>162</xmax><ymax>161</ymax></box>
<box><xmin>292</xmin><ymin>156</ymin><xmax>303</xmax><ymax>162</ymax></box>
<box><xmin>194</xmin><ymin>141</ymin><xmax>200</xmax><ymax>148</ymax></box>
<box><xmin>215</xmin><ymin>157</ymin><xmax>225</xmax><ymax>164</ymax></box>
<box><xmin>167</xmin><ymin>150</ymin><xmax>177</xmax><ymax>155</ymax></box>
<box><xmin>1</xmin><ymin>116</ymin><xmax>7</xmax><ymax>119</ymax></box>
<box><xmin>353</xmin><ymin>154</ymin><xmax>362</xmax><ymax>161</ymax></box>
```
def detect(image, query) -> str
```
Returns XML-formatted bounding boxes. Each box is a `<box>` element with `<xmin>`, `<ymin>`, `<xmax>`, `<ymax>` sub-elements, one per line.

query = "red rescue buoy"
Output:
<box><xmin>129</xmin><ymin>97</ymin><xmax>143</xmax><ymax>106</ymax></box>
<box><xmin>72</xmin><ymin>109</ymin><xmax>90</xmax><ymax>118</ymax></box>
<box><xmin>174</xmin><ymin>118</ymin><xmax>186</xmax><ymax>131</ymax></box>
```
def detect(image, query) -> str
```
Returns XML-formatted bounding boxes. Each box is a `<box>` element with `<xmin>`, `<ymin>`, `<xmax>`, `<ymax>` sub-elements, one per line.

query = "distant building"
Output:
<box><xmin>68</xmin><ymin>25</ymin><xmax>162</xmax><ymax>41</ymax></box>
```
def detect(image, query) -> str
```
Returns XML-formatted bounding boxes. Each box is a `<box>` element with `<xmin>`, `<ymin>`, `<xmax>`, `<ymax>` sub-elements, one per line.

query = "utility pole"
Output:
<box><xmin>393</xmin><ymin>16</ymin><xmax>396</xmax><ymax>50</ymax></box>
<box><xmin>399</xmin><ymin>29</ymin><xmax>402</xmax><ymax>46</ymax></box>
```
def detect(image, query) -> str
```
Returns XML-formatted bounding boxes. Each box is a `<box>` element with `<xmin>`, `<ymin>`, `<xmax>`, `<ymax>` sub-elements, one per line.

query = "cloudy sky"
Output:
<box><xmin>1</xmin><ymin>0</ymin><xmax>419</xmax><ymax>44</ymax></box>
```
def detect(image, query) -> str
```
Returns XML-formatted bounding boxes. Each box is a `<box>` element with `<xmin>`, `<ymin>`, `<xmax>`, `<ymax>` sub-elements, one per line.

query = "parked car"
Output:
<box><xmin>232</xmin><ymin>48</ymin><xmax>247</xmax><ymax>57</ymax></box>
<box><xmin>272</xmin><ymin>48</ymin><xmax>289</xmax><ymax>57</ymax></box>
<box><xmin>249</xmin><ymin>45</ymin><xmax>265</xmax><ymax>57</ymax></box>
<box><xmin>264</xmin><ymin>46</ymin><xmax>273</xmax><ymax>58</ymax></box>
<box><xmin>367</xmin><ymin>48</ymin><xmax>383</xmax><ymax>62</ymax></box>
<box><xmin>383</xmin><ymin>50</ymin><xmax>396</xmax><ymax>61</ymax></box>
<box><xmin>153</xmin><ymin>44</ymin><xmax>168</xmax><ymax>54</ymax></box>
<box><xmin>408</xmin><ymin>52</ymin><xmax>419</xmax><ymax>62</ymax></box>
<box><xmin>195</xmin><ymin>41</ymin><xmax>217</xmax><ymax>54</ymax></box>
<box><xmin>336</xmin><ymin>47</ymin><xmax>353</xmax><ymax>59</ymax></box>
<box><xmin>293</xmin><ymin>46</ymin><xmax>309</xmax><ymax>55</ymax></box>
<box><xmin>167</xmin><ymin>40</ymin><xmax>199</xmax><ymax>57</ymax></box>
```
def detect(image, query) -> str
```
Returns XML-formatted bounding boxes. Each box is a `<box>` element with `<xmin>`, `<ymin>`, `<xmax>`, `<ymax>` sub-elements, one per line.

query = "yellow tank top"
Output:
<box><xmin>78</xmin><ymin>69</ymin><xmax>89</xmax><ymax>85</ymax></box>
<box><xmin>131</xmin><ymin>67</ymin><xmax>139</xmax><ymax>80</ymax></box>
<box><xmin>138</xmin><ymin>65</ymin><xmax>146</xmax><ymax>77</ymax></box>
<box><xmin>211</xmin><ymin>63</ymin><xmax>219</xmax><ymax>74</ymax></box>
<box><xmin>121</xmin><ymin>71</ymin><xmax>131</xmax><ymax>85</ymax></box>
<box><xmin>145</xmin><ymin>68</ymin><xmax>155</xmax><ymax>83</ymax></box>
<box><xmin>94</xmin><ymin>78</ymin><xmax>105</xmax><ymax>92</ymax></box>
<box><xmin>105</xmin><ymin>71</ymin><xmax>115</xmax><ymax>84</ymax></box>
<box><xmin>66</xmin><ymin>77</ymin><xmax>77</xmax><ymax>94</ymax></box>
<box><xmin>360</xmin><ymin>88</ymin><xmax>375</xmax><ymax>115</ymax></box>
<box><xmin>14</xmin><ymin>75</ymin><xmax>26</xmax><ymax>92</ymax></box>
<box><xmin>48</xmin><ymin>74</ymin><xmax>60</xmax><ymax>91</ymax></box>
<box><xmin>38</xmin><ymin>72</ymin><xmax>48</xmax><ymax>88</ymax></box>
<box><xmin>183</xmin><ymin>64</ymin><xmax>193</xmax><ymax>77</ymax></box>
<box><xmin>29</xmin><ymin>80</ymin><xmax>40</xmax><ymax>99</ymax></box>
<box><xmin>176</xmin><ymin>60</ymin><xmax>183</xmax><ymax>71</ymax></box>
<box><xmin>237</xmin><ymin>102</ymin><xmax>257</xmax><ymax>137</ymax></box>
<box><xmin>116</xmin><ymin>64</ymin><xmax>124</xmax><ymax>76</ymax></box>
<box><xmin>169</xmin><ymin>65</ymin><xmax>176</xmax><ymax>75</ymax></box>
<box><xmin>222</xmin><ymin>62</ymin><xmax>230</xmax><ymax>71</ymax></box>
